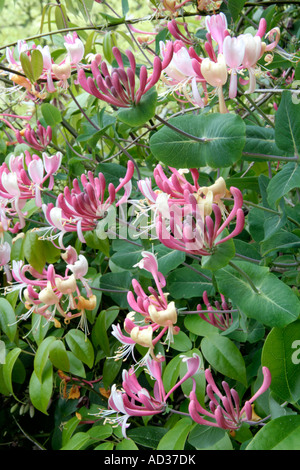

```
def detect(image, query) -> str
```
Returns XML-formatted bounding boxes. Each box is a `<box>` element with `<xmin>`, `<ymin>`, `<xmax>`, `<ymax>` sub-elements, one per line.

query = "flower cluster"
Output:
<box><xmin>40</xmin><ymin>160</ymin><xmax>135</xmax><ymax>248</ymax></box>
<box><xmin>0</xmin><ymin>151</ymin><xmax>62</xmax><ymax>232</ymax></box>
<box><xmin>160</xmin><ymin>14</ymin><xmax>280</xmax><ymax>112</ymax></box>
<box><xmin>99</xmin><ymin>353</ymin><xmax>201</xmax><ymax>438</ymax></box>
<box><xmin>78</xmin><ymin>47</ymin><xmax>163</xmax><ymax>108</ymax></box>
<box><xmin>6</xmin><ymin>245</ymin><xmax>95</xmax><ymax>333</ymax></box>
<box><xmin>189</xmin><ymin>367</ymin><xmax>272</xmax><ymax>430</ymax></box>
<box><xmin>3</xmin><ymin>32</ymin><xmax>86</xmax><ymax>101</ymax></box>
<box><xmin>197</xmin><ymin>291</ymin><xmax>234</xmax><ymax>331</ymax></box>
<box><xmin>135</xmin><ymin>165</ymin><xmax>244</xmax><ymax>256</ymax></box>
<box><xmin>111</xmin><ymin>251</ymin><xmax>180</xmax><ymax>368</ymax></box>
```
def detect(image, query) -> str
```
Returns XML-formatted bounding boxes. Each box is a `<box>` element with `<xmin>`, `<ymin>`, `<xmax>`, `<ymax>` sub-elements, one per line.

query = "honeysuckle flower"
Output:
<box><xmin>78</xmin><ymin>47</ymin><xmax>162</xmax><ymax>108</ymax></box>
<box><xmin>160</xmin><ymin>40</ymin><xmax>207</xmax><ymax>107</ymax></box>
<box><xmin>189</xmin><ymin>367</ymin><xmax>271</xmax><ymax>430</ymax></box>
<box><xmin>40</xmin><ymin>160</ymin><xmax>134</xmax><ymax>248</ymax></box>
<box><xmin>15</xmin><ymin>121</ymin><xmax>52</xmax><ymax>151</ymax></box>
<box><xmin>7</xmin><ymin>255</ymin><xmax>93</xmax><ymax>331</ymax></box>
<box><xmin>52</xmin><ymin>56</ymin><xmax>72</xmax><ymax>90</ymax></box>
<box><xmin>0</xmin><ymin>241</ymin><xmax>12</xmax><ymax>282</ymax></box>
<box><xmin>223</xmin><ymin>36</ymin><xmax>245</xmax><ymax>98</ymax></box>
<box><xmin>64</xmin><ymin>32</ymin><xmax>85</xmax><ymax>66</ymax></box>
<box><xmin>197</xmin><ymin>291</ymin><xmax>233</xmax><ymax>331</ymax></box>
<box><xmin>99</xmin><ymin>353</ymin><xmax>201</xmax><ymax>438</ymax></box>
<box><xmin>205</xmin><ymin>13</ymin><xmax>229</xmax><ymax>54</ymax></box>
<box><xmin>0</xmin><ymin>151</ymin><xmax>62</xmax><ymax>230</ymax></box>
<box><xmin>201</xmin><ymin>54</ymin><xmax>228</xmax><ymax>113</ymax></box>
<box><xmin>156</xmin><ymin>186</ymin><xmax>244</xmax><ymax>256</ymax></box>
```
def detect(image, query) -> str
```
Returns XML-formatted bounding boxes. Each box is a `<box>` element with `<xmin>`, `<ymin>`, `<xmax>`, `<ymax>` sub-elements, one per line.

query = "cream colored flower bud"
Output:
<box><xmin>52</xmin><ymin>56</ymin><xmax>71</xmax><ymax>80</ymax></box>
<box><xmin>148</xmin><ymin>301</ymin><xmax>177</xmax><ymax>327</ymax></box>
<box><xmin>201</xmin><ymin>54</ymin><xmax>228</xmax><ymax>87</ymax></box>
<box><xmin>55</xmin><ymin>274</ymin><xmax>77</xmax><ymax>294</ymax></box>
<box><xmin>130</xmin><ymin>325</ymin><xmax>153</xmax><ymax>348</ymax></box>
<box><xmin>38</xmin><ymin>281</ymin><xmax>59</xmax><ymax>306</ymax></box>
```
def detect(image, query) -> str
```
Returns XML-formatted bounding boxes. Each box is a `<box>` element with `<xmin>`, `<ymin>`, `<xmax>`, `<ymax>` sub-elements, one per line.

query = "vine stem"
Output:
<box><xmin>154</xmin><ymin>114</ymin><xmax>207</xmax><ymax>143</ymax></box>
<box><xmin>228</xmin><ymin>260</ymin><xmax>260</xmax><ymax>294</ymax></box>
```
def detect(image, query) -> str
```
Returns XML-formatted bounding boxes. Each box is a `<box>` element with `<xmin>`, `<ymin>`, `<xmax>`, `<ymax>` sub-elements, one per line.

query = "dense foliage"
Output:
<box><xmin>0</xmin><ymin>0</ymin><xmax>300</xmax><ymax>451</ymax></box>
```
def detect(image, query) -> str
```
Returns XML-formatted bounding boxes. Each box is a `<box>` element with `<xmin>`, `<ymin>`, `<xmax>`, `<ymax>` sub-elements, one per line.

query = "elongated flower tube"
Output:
<box><xmin>6</xmin><ymin>253</ymin><xmax>93</xmax><ymax>331</ymax></box>
<box><xmin>223</xmin><ymin>36</ymin><xmax>245</xmax><ymax>98</ymax></box>
<box><xmin>111</xmin><ymin>251</ymin><xmax>179</xmax><ymax>366</ymax></box>
<box><xmin>100</xmin><ymin>353</ymin><xmax>201</xmax><ymax>438</ymax></box>
<box><xmin>78</xmin><ymin>47</ymin><xmax>162</xmax><ymax>108</ymax></box>
<box><xmin>40</xmin><ymin>160</ymin><xmax>134</xmax><ymax>248</ymax></box>
<box><xmin>197</xmin><ymin>291</ymin><xmax>233</xmax><ymax>331</ymax></box>
<box><xmin>189</xmin><ymin>367</ymin><xmax>271</xmax><ymax>430</ymax></box>
<box><xmin>205</xmin><ymin>13</ymin><xmax>229</xmax><ymax>54</ymax></box>
<box><xmin>15</xmin><ymin>121</ymin><xmax>52</xmax><ymax>151</ymax></box>
<box><xmin>201</xmin><ymin>53</ymin><xmax>228</xmax><ymax>113</ymax></box>
<box><xmin>156</xmin><ymin>186</ymin><xmax>244</xmax><ymax>256</ymax></box>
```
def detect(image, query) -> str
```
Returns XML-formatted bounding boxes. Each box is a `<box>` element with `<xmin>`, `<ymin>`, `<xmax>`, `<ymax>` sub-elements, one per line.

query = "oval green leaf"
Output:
<box><xmin>150</xmin><ymin>113</ymin><xmax>246</xmax><ymax>169</ymax></box>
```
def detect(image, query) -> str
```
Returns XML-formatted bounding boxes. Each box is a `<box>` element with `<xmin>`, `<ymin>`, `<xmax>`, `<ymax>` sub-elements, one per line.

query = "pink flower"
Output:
<box><xmin>223</xmin><ymin>36</ymin><xmax>245</xmax><ymax>98</ymax></box>
<box><xmin>0</xmin><ymin>241</ymin><xmax>12</xmax><ymax>282</ymax></box>
<box><xmin>189</xmin><ymin>367</ymin><xmax>271</xmax><ymax>430</ymax></box>
<box><xmin>100</xmin><ymin>353</ymin><xmax>201</xmax><ymax>437</ymax></box>
<box><xmin>156</xmin><ymin>186</ymin><xmax>245</xmax><ymax>256</ymax></box>
<box><xmin>78</xmin><ymin>48</ymin><xmax>162</xmax><ymax>108</ymax></box>
<box><xmin>197</xmin><ymin>291</ymin><xmax>233</xmax><ymax>331</ymax></box>
<box><xmin>15</xmin><ymin>121</ymin><xmax>52</xmax><ymax>152</ymax></box>
<box><xmin>205</xmin><ymin>13</ymin><xmax>229</xmax><ymax>54</ymax></box>
<box><xmin>41</xmin><ymin>161</ymin><xmax>134</xmax><ymax>248</ymax></box>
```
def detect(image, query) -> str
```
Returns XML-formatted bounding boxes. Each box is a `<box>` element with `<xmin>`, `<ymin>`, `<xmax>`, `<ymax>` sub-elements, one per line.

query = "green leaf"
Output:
<box><xmin>267</xmin><ymin>162</ymin><xmax>300</xmax><ymax>208</ymax></box>
<box><xmin>102</xmin><ymin>355</ymin><xmax>123</xmax><ymax>390</ymax></box>
<box><xmin>127</xmin><ymin>426</ymin><xmax>167</xmax><ymax>449</ymax></box>
<box><xmin>99</xmin><ymin>271</ymin><xmax>133</xmax><ymax>308</ymax></box>
<box><xmin>49</xmin><ymin>340</ymin><xmax>70</xmax><ymax>372</ymax></box>
<box><xmin>157</xmin><ymin>418</ymin><xmax>193</xmax><ymax>450</ymax></box>
<box><xmin>118</xmin><ymin>89</ymin><xmax>158</xmax><ymax>127</ymax></box>
<box><xmin>201</xmin><ymin>334</ymin><xmax>247</xmax><ymax>386</ymax></box>
<box><xmin>149</xmin><ymin>113</ymin><xmax>246</xmax><ymax>169</ymax></box>
<box><xmin>171</xmin><ymin>330</ymin><xmax>192</xmax><ymax>352</ymax></box>
<box><xmin>261</xmin><ymin>320</ymin><xmax>300</xmax><ymax>403</ymax></box>
<box><xmin>0</xmin><ymin>297</ymin><xmax>17</xmax><ymax>342</ymax></box>
<box><xmin>275</xmin><ymin>91</ymin><xmax>300</xmax><ymax>157</ymax></box>
<box><xmin>201</xmin><ymin>236</ymin><xmax>235</xmax><ymax>271</ymax></box>
<box><xmin>41</xmin><ymin>103</ymin><xmax>62</xmax><ymax>127</ymax></box>
<box><xmin>2</xmin><ymin>348</ymin><xmax>22</xmax><ymax>399</ymax></box>
<box><xmin>116</xmin><ymin>438</ymin><xmax>139</xmax><ymax>450</ymax></box>
<box><xmin>260</xmin><ymin>230</ymin><xmax>300</xmax><ymax>257</ymax></box>
<box><xmin>60</xmin><ymin>432</ymin><xmax>91</xmax><ymax>450</ymax></box>
<box><xmin>184</xmin><ymin>315</ymin><xmax>220</xmax><ymax>338</ymax></box>
<box><xmin>20</xmin><ymin>52</ymin><xmax>34</xmax><ymax>82</ymax></box>
<box><xmin>65</xmin><ymin>330</ymin><xmax>94</xmax><ymax>369</ymax></box>
<box><xmin>93</xmin><ymin>311</ymin><xmax>110</xmax><ymax>356</ymax></box>
<box><xmin>188</xmin><ymin>425</ymin><xmax>227</xmax><ymax>450</ymax></box>
<box><xmin>228</xmin><ymin>0</ymin><xmax>246</xmax><ymax>21</ymax></box>
<box><xmin>215</xmin><ymin>261</ymin><xmax>300</xmax><ymax>328</ymax></box>
<box><xmin>31</xmin><ymin>49</ymin><xmax>44</xmax><ymax>81</ymax></box>
<box><xmin>29</xmin><ymin>361</ymin><xmax>53</xmax><ymax>415</ymax></box>
<box><xmin>242</xmin><ymin>125</ymin><xmax>287</xmax><ymax>161</ymax></box>
<box><xmin>166</xmin><ymin>266</ymin><xmax>214</xmax><ymax>299</ymax></box>
<box><xmin>246</xmin><ymin>416</ymin><xmax>300</xmax><ymax>450</ymax></box>
<box><xmin>34</xmin><ymin>336</ymin><xmax>57</xmax><ymax>382</ymax></box>
<box><xmin>23</xmin><ymin>231</ymin><xmax>46</xmax><ymax>273</ymax></box>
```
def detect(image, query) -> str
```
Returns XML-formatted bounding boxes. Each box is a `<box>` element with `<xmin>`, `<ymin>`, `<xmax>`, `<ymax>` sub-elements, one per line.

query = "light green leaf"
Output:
<box><xmin>246</xmin><ymin>416</ymin><xmax>300</xmax><ymax>450</ymax></box>
<box><xmin>150</xmin><ymin>113</ymin><xmax>246</xmax><ymax>169</ymax></box>
<box><xmin>215</xmin><ymin>261</ymin><xmax>300</xmax><ymax>328</ymax></box>
<box><xmin>157</xmin><ymin>418</ymin><xmax>193</xmax><ymax>450</ymax></box>
<box><xmin>201</xmin><ymin>334</ymin><xmax>247</xmax><ymax>386</ymax></box>
<box><xmin>262</xmin><ymin>320</ymin><xmax>300</xmax><ymax>403</ymax></box>
<box><xmin>65</xmin><ymin>330</ymin><xmax>94</xmax><ymax>369</ymax></box>
<box><xmin>0</xmin><ymin>298</ymin><xmax>17</xmax><ymax>342</ymax></box>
